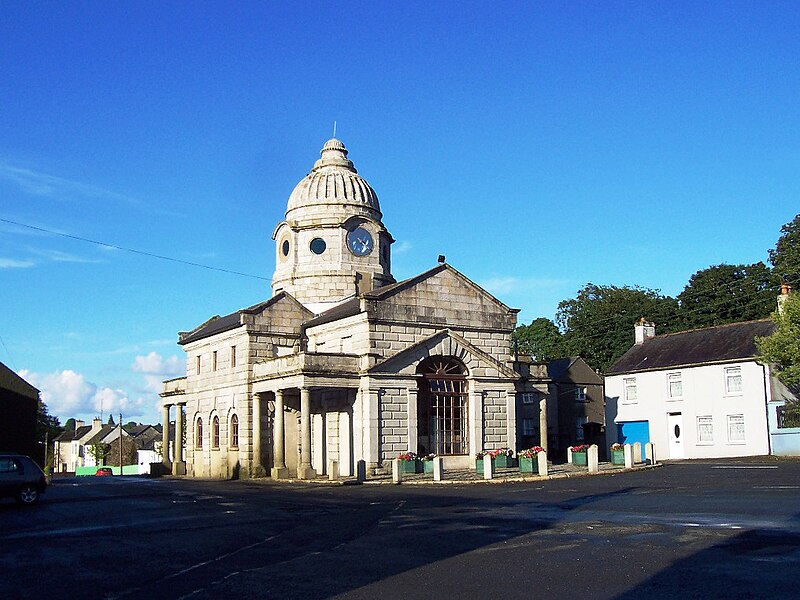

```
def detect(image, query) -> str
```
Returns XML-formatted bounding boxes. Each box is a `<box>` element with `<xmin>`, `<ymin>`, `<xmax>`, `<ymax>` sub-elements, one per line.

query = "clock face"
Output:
<box><xmin>347</xmin><ymin>227</ymin><xmax>374</xmax><ymax>256</ymax></box>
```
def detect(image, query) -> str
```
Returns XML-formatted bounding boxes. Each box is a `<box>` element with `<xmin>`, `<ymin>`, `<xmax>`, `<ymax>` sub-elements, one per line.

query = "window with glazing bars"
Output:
<box><xmin>422</xmin><ymin>377</ymin><xmax>468</xmax><ymax>455</ymax></box>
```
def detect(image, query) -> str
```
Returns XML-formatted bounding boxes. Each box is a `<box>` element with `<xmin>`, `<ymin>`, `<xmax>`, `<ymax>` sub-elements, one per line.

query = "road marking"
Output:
<box><xmin>3</xmin><ymin>515</ymin><xmax>197</xmax><ymax>540</ymax></box>
<box><xmin>711</xmin><ymin>466</ymin><xmax>778</xmax><ymax>469</ymax></box>
<box><xmin>753</xmin><ymin>485</ymin><xmax>799</xmax><ymax>489</ymax></box>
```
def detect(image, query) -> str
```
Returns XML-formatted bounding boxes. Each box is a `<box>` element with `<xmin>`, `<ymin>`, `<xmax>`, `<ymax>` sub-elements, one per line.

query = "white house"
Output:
<box><xmin>606</xmin><ymin>319</ymin><xmax>776</xmax><ymax>460</ymax></box>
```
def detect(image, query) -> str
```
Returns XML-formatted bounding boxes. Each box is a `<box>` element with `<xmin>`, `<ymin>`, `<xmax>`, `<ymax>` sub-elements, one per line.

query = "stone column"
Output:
<box><xmin>297</xmin><ymin>387</ymin><xmax>317</xmax><ymax>479</ymax></box>
<box><xmin>313</xmin><ymin>412</ymin><xmax>325</xmax><ymax>474</ymax></box>
<box><xmin>588</xmin><ymin>444</ymin><xmax>599</xmax><ymax>473</ymax></box>
<box><xmin>339</xmin><ymin>406</ymin><xmax>353</xmax><ymax>477</ymax></box>
<box><xmin>162</xmin><ymin>404</ymin><xmax>171</xmax><ymax>467</ymax></box>
<box><xmin>505</xmin><ymin>389</ymin><xmax>516</xmax><ymax>450</ymax></box>
<box><xmin>645</xmin><ymin>442</ymin><xmax>656</xmax><ymax>465</ymax></box>
<box><xmin>172</xmin><ymin>404</ymin><xmax>186</xmax><ymax>475</ymax></box>
<box><xmin>539</xmin><ymin>398</ymin><xmax>548</xmax><ymax>454</ymax></box>
<box><xmin>271</xmin><ymin>390</ymin><xmax>288</xmax><ymax>479</ymax></box>
<box><xmin>469</xmin><ymin>389</ymin><xmax>483</xmax><ymax>458</ymax></box>
<box><xmin>537</xmin><ymin>450</ymin><xmax>549</xmax><ymax>477</ymax></box>
<box><xmin>252</xmin><ymin>393</ymin><xmax>266</xmax><ymax>478</ymax></box>
<box><xmin>406</xmin><ymin>388</ymin><xmax>418</xmax><ymax>454</ymax></box>
<box><xmin>360</xmin><ymin>385</ymin><xmax>380</xmax><ymax>470</ymax></box>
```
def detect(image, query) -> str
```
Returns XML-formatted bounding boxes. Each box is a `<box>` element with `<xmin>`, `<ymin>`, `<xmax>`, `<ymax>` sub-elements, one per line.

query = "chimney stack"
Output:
<box><xmin>634</xmin><ymin>317</ymin><xmax>656</xmax><ymax>345</ymax></box>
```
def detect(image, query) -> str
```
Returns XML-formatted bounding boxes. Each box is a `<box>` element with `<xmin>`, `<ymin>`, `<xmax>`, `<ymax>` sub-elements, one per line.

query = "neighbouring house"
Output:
<box><xmin>547</xmin><ymin>357</ymin><xmax>606</xmax><ymax>458</ymax></box>
<box><xmin>606</xmin><ymin>317</ymin><xmax>780</xmax><ymax>460</ymax></box>
<box><xmin>0</xmin><ymin>361</ymin><xmax>39</xmax><ymax>458</ymax></box>
<box><xmin>161</xmin><ymin>138</ymin><xmax>552</xmax><ymax>480</ymax></box>
<box><xmin>53</xmin><ymin>418</ymin><xmax>105</xmax><ymax>472</ymax></box>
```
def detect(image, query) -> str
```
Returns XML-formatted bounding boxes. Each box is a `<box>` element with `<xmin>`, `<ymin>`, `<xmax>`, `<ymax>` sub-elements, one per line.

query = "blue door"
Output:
<box><xmin>617</xmin><ymin>421</ymin><xmax>650</xmax><ymax>461</ymax></box>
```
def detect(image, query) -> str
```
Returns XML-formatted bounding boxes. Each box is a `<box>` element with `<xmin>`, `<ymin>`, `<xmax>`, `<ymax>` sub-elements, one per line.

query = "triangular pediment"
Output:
<box><xmin>369</xmin><ymin>329</ymin><xmax>519</xmax><ymax>380</ymax></box>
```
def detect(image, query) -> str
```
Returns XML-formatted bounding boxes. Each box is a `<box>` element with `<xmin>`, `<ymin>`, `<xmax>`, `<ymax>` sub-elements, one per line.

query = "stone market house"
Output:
<box><xmin>161</xmin><ymin>139</ymin><xmax>549</xmax><ymax>479</ymax></box>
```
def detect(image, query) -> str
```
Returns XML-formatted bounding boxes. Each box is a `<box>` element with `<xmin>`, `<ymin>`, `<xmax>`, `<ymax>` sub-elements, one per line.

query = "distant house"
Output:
<box><xmin>0</xmin><ymin>362</ymin><xmax>39</xmax><ymax>458</ymax></box>
<box><xmin>606</xmin><ymin>318</ymin><xmax>784</xmax><ymax>460</ymax></box>
<box><xmin>53</xmin><ymin>418</ymin><xmax>106</xmax><ymax>472</ymax></box>
<box><xmin>547</xmin><ymin>357</ymin><xmax>605</xmax><ymax>456</ymax></box>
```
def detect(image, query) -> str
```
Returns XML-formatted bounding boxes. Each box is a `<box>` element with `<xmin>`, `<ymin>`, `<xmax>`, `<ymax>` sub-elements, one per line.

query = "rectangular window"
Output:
<box><xmin>574</xmin><ymin>387</ymin><xmax>587</xmax><ymax>402</ymax></box>
<box><xmin>522</xmin><ymin>418</ymin><xmax>536</xmax><ymax>436</ymax></box>
<box><xmin>195</xmin><ymin>356</ymin><xmax>201</xmax><ymax>375</ymax></box>
<box><xmin>725</xmin><ymin>366</ymin><xmax>743</xmax><ymax>395</ymax></box>
<box><xmin>668</xmin><ymin>372</ymin><xmax>683</xmax><ymax>400</ymax></box>
<box><xmin>623</xmin><ymin>378</ymin><xmax>637</xmax><ymax>404</ymax></box>
<box><xmin>576</xmin><ymin>416</ymin><xmax>588</xmax><ymax>440</ymax></box>
<box><xmin>727</xmin><ymin>414</ymin><xmax>745</xmax><ymax>443</ymax></box>
<box><xmin>212</xmin><ymin>351</ymin><xmax>218</xmax><ymax>372</ymax></box>
<box><xmin>697</xmin><ymin>416</ymin><xmax>713</xmax><ymax>443</ymax></box>
<box><xmin>521</xmin><ymin>392</ymin><xmax>536</xmax><ymax>405</ymax></box>
<box><xmin>230</xmin><ymin>346</ymin><xmax>236</xmax><ymax>368</ymax></box>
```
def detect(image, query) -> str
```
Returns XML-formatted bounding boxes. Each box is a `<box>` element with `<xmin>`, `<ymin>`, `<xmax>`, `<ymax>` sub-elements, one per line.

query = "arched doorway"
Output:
<box><xmin>417</xmin><ymin>356</ymin><xmax>468</xmax><ymax>456</ymax></box>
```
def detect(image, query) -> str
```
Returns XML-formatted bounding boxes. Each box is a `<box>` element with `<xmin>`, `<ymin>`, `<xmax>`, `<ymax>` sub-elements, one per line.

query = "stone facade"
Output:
<box><xmin>161</xmin><ymin>138</ymin><xmax>551</xmax><ymax>479</ymax></box>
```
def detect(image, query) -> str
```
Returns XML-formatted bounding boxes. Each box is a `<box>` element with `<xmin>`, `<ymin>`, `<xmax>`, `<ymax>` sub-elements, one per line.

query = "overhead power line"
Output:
<box><xmin>0</xmin><ymin>217</ymin><xmax>270</xmax><ymax>281</ymax></box>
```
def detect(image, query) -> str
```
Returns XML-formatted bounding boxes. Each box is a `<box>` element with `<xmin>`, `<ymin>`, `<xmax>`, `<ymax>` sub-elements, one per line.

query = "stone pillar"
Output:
<box><xmin>340</xmin><ymin>407</ymin><xmax>353</xmax><ymax>477</ymax></box>
<box><xmin>363</xmin><ymin>387</ymin><xmax>380</xmax><ymax>470</ymax></box>
<box><xmin>632</xmin><ymin>441</ymin><xmax>642</xmax><ymax>464</ymax></box>
<box><xmin>588</xmin><ymin>444</ymin><xmax>599</xmax><ymax>473</ymax></box>
<box><xmin>313</xmin><ymin>412</ymin><xmax>325</xmax><ymax>474</ymax></box>
<box><xmin>539</xmin><ymin>398</ymin><xmax>548</xmax><ymax>454</ymax></box>
<box><xmin>171</xmin><ymin>404</ymin><xmax>186</xmax><ymax>475</ymax></box>
<box><xmin>251</xmin><ymin>392</ymin><xmax>266</xmax><ymax>478</ymax></box>
<box><xmin>645</xmin><ymin>442</ymin><xmax>656</xmax><ymax>465</ymax></box>
<box><xmin>567</xmin><ymin>446</ymin><xmax>573</xmax><ymax>465</ymax></box>
<box><xmin>505</xmin><ymin>390</ymin><xmax>516</xmax><ymax>450</ymax></box>
<box><xmin>297</xmin><ymin>387</ymin><xmax>317</xmax><ymax>479</ymax></box>
<box><xmin>271</xmin><ymin>390</ymin><xmax>288</xmax><ymax>479</ymax></box>
<box><xmin>624</xmin><ymin>443</ymin><xmax>634</xmax><ymax>469</ymax></box>
<box><xmin>406</xmin><ymin>388</ymin><xmax>418</xmax><ymax>454</ymax></box>
<box><xmin>483</xmin><ymin>457</ymin><xmax>494</xmax><ymax>480</ymax></box>
<box><xmin>433</xmin><ymin>456</ymin><xmax>443</xmax><ymax>482</ymax></box>
<box><xmin>328</xmin><ymin>460</ymin><xmax>339</xmax><ymax>481</ymax></box>
<box><xmin>162</xmin><ymin>404</ymin><xmax>171</xmax><ymax>467</ymax></box>
<box><xmin>469</xmin><ymin>390</ymin><xmax>483</xmax><ymax>458</ymax></box>
<box><xmin>356</xmin><ymin>459</ymin><xmax>366</xmax><ymax>483</ymax></box>
<box><xmin>392</xmin><ymin>458</ymin><xmax>402</xmax><ymax>484</ymax></box>
<box><xmin>537</xmin><ymin>450</ymin><xmax>549</xmax><ymax>477</ymax></box>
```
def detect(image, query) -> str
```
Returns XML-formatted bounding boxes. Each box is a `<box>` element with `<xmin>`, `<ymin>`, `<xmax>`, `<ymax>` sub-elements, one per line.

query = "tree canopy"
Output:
<box><xmin>556</xmin><ymin>283</ymin><xmax>679</xmax><ymax>372</ymax></box>
<box><xmin>756</xmin><ymin>293</ymin><xmax>800</xmax><ymax>390</ymax></box>
<box><xmin>677</xmin><ymin>262</ymin><xmax>779</xmax><ymax>329</ymax></box>
<box><xmin>515</xmin><ymin>317</ymin><xmax>563</xmax><ymax>362</ymax></box>
<box><xmin>769</xmin><ymin>213</ymin><xmax>800</xmax><ymax>284</ymax></box>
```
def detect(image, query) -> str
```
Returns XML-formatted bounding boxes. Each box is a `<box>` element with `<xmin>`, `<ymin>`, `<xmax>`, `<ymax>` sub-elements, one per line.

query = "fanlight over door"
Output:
<box><xmin>417</xmin><ymin>356</ymin><xmax>468</xmax><ymax>456</ymax></box>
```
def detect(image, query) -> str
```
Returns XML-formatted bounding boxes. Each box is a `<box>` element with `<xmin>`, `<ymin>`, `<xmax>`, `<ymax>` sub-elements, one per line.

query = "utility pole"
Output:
<box><xmin>119</xmin><ymin>413</ymin><xmax>123</xmax><ymax>476</ymax></box>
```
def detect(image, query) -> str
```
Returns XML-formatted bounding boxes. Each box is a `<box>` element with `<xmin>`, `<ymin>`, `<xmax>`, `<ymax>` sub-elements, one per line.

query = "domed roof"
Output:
<box><xmin>286</xmin><ymin>138</ymin><xmax>381</xmax><ymax>215</ymax></box>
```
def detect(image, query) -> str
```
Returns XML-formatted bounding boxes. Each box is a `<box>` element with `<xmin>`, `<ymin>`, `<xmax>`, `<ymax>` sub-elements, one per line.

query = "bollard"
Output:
<box><xmin>624</xmin><ymin>444</ymin><xmax>634</xmax><ymax>469</ymax></box>
<box><xmin>328</xmin><ymin>460</ymin><xmax>339</xmax><ymax>481</ymax></box>
<box><xmin>537</xmin><ymin>450</ymin><xmax>549</xmax><ymax>477</ymax></box>
<box><xmin>483</xmin><ymin>457</ymin><xmax>494</xmax><ymax>480</ymax></box>
<box><xmin>356</xmin><ymin>459</ymin><xmax>367</xmax><ymax>483</ymax></box>
<box><xmin>588</xmin><ymin>444</ymin><xmax>599</xmax><ymax>473</ymax></box>
<box><xmin>645</xmin><ymin>442</ymin><xmax>656</xmax><ymax>465</ymax></box>
<box><xmin>567</xmin><ymin>446</ymin><xmax>573</xmax><ymax>465</ymax></box>
<box><xmin>392</xmin><ymin>458</ymin><xmax>402</xmax><ymax>484</ymax></box>
<box><xmin>632</xmin><ymin>442</ymin><xmax>642</xmax><ymax>464</ymax></box>
<box><xmin>433</xmin><ymin>457</ymin><xmax>443</xmax><ymax>481</ymax></box>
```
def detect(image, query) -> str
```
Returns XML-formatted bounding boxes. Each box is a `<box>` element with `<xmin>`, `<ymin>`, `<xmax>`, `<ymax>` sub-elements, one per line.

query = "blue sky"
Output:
<box><xmin>1</xmin><ymin>2</ymin><xmax>798</xmax><ymax>426</ymax></box>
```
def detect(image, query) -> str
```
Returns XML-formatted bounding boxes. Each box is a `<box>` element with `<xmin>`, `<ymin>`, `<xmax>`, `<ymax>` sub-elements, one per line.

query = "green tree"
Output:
<box><xmin>769</xmin><ymin>213</ymin><xmax>800</xmax><ymax>283</ymax></box>
<box><xmin>36</xmin><ymin>400</ymin><xmax>63</xmax><ymax>469</ymax></box>
<box><xmin>677</xmin><ymin>262</ymin><xmax>779</xmax><ymax>329</ymax></box>
<box><xmin>756</xmin><ymin>293</ymin><xmax>800</xmax><ymax>389</ymax></box>
<box><xmin>556</xmin><ymin>283</ymin><xmax>679</xmax><ymax>372</ymax></box>
<box><xmin>515</xmin><ymin>317</ymin><xmax>563</xmax><ymax>361</ymax></box>
<box><xmin>87</xmin><ymin>441</ymin><xmax>110</xmax><ymax>466</ymax></box>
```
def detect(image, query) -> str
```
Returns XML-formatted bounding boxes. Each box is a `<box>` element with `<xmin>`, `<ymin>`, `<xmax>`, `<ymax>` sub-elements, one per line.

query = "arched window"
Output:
<box><xmin>230</xmin><ymin>414</ymin><xmax>239</xmax><ymax>448</ymax></box>
<box><xmin>212</xmin><ymin>416</ymin><xmax>220</xmax><ymax>449</ymax></box>
<box><xmin>417</xmin><ymin>356</ymin><xmax>468</xmax><ymax>456</ymax></box>
<box><xmin>195</xmin><ymin>418</ymin><xmax>203</xmax><ymax>449</ymax></box>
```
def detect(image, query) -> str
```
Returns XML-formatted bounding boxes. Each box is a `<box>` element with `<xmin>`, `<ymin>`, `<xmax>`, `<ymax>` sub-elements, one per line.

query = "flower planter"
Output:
<box><xmin>572</xmin><ymin>452</ymin><xmax>588</xmax><ymax>466</ymax></box>
<box><xmin>518</xmin><ymin>456</ymin><xmax>539</xmax><ymax>474</ymax></box>
<box><xmin>494</xmin><ymin>454</ymin><xmax>517</xmax><ymax>469</ymax></box>
<box><xmin>476</xmin><ymin>458</ymin><xmax>486</xmax><ymax>473</ymax></box>
<box><xmin>399</xmin><ymin>459</ymin><xmax>422</xmax><ymax>474</ymax></box>
<box><xmin>611</xmin><ymin>449</ymin><xmax>625</xmax><ymax>465</ymax></box>
<box><xmin>423</xmin><ymin>460</ymin><xmax>434</xmax><ymax>474</ymax></box>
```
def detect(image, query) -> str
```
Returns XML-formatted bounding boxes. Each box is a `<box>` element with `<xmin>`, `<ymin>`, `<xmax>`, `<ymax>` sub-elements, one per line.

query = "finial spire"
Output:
<box><xmin>333</xmin><ymin>120</ymin><xmax>337</xmax><ymax>138</ymax></box>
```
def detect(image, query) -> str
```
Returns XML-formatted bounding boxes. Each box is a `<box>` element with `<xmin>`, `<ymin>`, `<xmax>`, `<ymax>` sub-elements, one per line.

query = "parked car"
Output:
<box><xmin>94</xmin><ymin>467</ymin><xmax>113</xmax><ymax>477</ymax></box>
<box><xmin>0</xmin><ymin>454</ymin><xmax>47</xmax><ymax>505</ymax></box>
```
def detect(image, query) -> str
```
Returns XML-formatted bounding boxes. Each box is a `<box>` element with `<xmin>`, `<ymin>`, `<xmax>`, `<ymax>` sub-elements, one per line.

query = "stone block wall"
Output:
<box><xmin>483</xmin><ymin>390</ymin><xmax>508</xmax><ymax>449</ymax></box>
<box><xmin>379</xmin><ymin>388</ymin><xmax>408</xmax><ymax>462</ymax></box>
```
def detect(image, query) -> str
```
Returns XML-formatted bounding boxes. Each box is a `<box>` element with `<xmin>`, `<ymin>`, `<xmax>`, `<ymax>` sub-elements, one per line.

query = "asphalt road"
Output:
<box><xmin>2</xmin><ymin>458</ymin><xmax>799</xmax><ymax>599</ymax></box>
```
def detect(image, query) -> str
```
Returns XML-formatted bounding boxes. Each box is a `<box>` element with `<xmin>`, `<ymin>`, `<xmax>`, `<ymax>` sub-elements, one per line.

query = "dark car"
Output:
<box><xmin>0</xmin><ymin>454</ymin><xmax>47</xmax><ymax>505</ymax></box>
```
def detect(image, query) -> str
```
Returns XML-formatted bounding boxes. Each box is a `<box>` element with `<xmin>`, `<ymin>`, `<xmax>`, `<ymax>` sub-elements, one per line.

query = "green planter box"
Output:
<box><xmin>476</xmin><ymin>458</ymin><xmax>485</xmax><ymax>473</ymax></box>
<box><xmin>518</xmin><ymin>456</ymin><xmax>539</xmax><ymax>474</ymax></box>
<box><xmin>423</xmin><ymin>460</ymin><xmax>434</xmax><ymax>474</ymax></box>
<box><xmin>494</xmin><ymin>454</ymin><xmax>517</xmax><ymax>469</ymax></box>
<box><xmin>611</xmin><ymin>449</ymin><xmax>625</xmax><ymax>465</ymax></box>
<box><xmin>399</xmin><ymin>459</ymin><xmax>422</xmax><ymax>474</ymax></box>
<box><xmin>572</xmin><ymin>452</ymin><xmax>588</xmax><ymax>466</ymax></box>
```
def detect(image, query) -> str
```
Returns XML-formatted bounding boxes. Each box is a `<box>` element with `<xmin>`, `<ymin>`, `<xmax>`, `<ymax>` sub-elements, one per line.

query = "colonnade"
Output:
<box><xmin>161</xmin><ymin>402</ymin><xmax>186</xmax><ymax>475</ymax></box>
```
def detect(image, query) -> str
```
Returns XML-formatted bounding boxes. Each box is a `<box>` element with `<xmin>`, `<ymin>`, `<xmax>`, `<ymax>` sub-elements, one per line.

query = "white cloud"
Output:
<box><xmin>394</xmin><ymin>240</ymin><xmax>412</xmax><ymax>254</ymax></box>
<box><xmin>0</xmin><ymin>257</ymin><xmax>35</xmax><ymax>268</ymax></box>
<box><xmin>132</xmin><ymin>352</ymin><xmax>183</xmax><ymax>376</ymax></box>
<box><xmin>20</xmin><ymin>369</ymin><xmax>96</xmax><ymax>416</ymax></box>
<box><xmin>478</xmin><ymin>276</ymin><xmax>571</xmax><ymax>296</ymax></box>
<box><xmin>28</xmin><ymin>248</ymin><xmax>102</xmax><ymax>264</ymax></box>
<box><xmin>92</xmin><ymin>387</ymin><xmax>130</xmax><ymax>415</ymax></box>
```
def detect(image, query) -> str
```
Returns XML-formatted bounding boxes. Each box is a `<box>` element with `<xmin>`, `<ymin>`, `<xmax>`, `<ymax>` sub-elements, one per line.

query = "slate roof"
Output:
<box><xmin>0</xmin><ymin>361</ymin><xmax>39</xmax><ymax>400</ymax></box>
<box><xmin>607</xmin><ymin>319</ymin><xmax>776</xmax><ymax>375</ymax></box>
<box><xmin>178</xmin><ymin>296</ymin><xmax>293</xmax><ymax>345</ymax></box>
<box><xmin>54</xmin><ymin>425</ymin><xmax>93</xmax><ymax>443</ymax></box>
<box><xmin>547</xmin><ymin>357</ymin><xmax>579</xmax><ymax>381</ymax></box>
